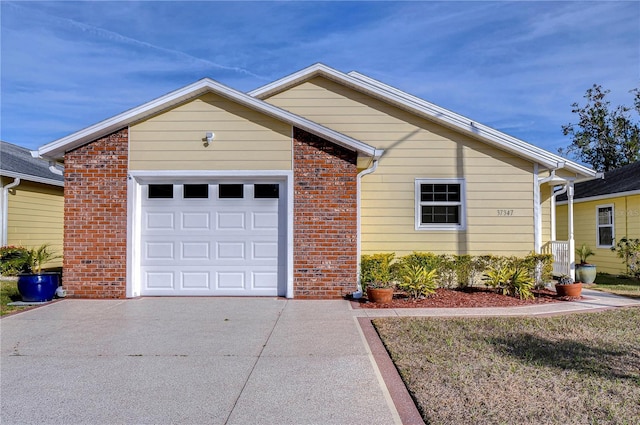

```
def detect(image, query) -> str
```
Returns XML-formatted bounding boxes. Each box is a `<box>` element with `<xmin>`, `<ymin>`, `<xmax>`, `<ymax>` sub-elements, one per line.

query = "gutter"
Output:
<box><xmin>1</xmin><ymin>177</ymin><xmax>21</xmax><ymax>246</ymax></box>
<box><xmin>353</xmin><ymin>149</ymin><xmax>384</xmax><ymax>299</ymax></box>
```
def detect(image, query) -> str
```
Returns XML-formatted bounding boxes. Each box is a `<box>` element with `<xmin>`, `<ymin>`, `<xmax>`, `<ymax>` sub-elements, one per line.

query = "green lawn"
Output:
<box><xmin>590</xmin><ymin>273</ymin><xmax>640</xmax><ymax>299</ymax></box>
<box><xmin>0</xmin><ymin>278</ymin><xmax>26</xmax><ymax>316</ymax></box>
<box><xmin>374</xmin><ymin>308</ymin><xmax>640</xmax><ymax>425</ymax></box>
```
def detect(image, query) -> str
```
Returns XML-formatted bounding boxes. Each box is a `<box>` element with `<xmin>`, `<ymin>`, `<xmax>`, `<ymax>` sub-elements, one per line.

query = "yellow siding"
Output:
<box><xmin>266</xmin><ymin>77</ymin><xmax>538</xmax><ymax>256</ymax></box>
<box><xmin>129</xmin><ymin>93</ymin><xmax>292</xmax><ymax>170</ymax></box>
<box><xmin>6</xmin><ymin>181</ymin><xmax>64</xmax><ymax>268</ymax></box>
<box><xmin>556</xmin><ymin>194</ymin><xmax>640</xmax><ymax>275</ymax></box>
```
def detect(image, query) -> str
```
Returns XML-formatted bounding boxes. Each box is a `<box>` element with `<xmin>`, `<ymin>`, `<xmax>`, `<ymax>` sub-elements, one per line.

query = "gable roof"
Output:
<box><xmin>556</xmin><ymin>161</ymin><xmax>640</xmax><ymax>203</ymax></box>
<box><xmin>250</xmin><ymin>63</ymin><xmax>596</xmax><ymax>178</ymax></box>
<box><xmin>1</xmin><ymin>140</ymin><xmax>64</xmax><ymax>186</ymax></box>
<box><xmin>37</xmin><ymin>78</ymin><xmax>380</xmax><ymax>160</ymax></box>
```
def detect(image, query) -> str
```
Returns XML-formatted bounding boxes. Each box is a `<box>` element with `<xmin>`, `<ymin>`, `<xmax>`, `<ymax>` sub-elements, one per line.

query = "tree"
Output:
<box><xmin>559</xmin><ymin>84</ymin><xmax>639</xmax><ymax>172</ymax></box>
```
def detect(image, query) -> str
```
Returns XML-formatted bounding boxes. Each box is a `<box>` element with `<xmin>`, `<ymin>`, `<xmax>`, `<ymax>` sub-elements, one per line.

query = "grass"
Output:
<box><xmin>374</xmin><ymin>308</ymin><xmax>640</xmax><ymax>425</ymax></box>
<box><xmin>0</xmin><ymin>278</ymin><xmax>26</xmax><ymax>316</ymax></box>
<box><xmin>590</xmin><ymin>273</ymin><xmax>640</xmax><ymax>299</ymax></box>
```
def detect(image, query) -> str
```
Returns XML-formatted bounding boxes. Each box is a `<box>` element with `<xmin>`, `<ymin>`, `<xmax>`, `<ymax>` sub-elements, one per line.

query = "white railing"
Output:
<box><xmin>543</xmin><ymin>241</ymin><xmax>570</xmax><ymax>277</ymax></box>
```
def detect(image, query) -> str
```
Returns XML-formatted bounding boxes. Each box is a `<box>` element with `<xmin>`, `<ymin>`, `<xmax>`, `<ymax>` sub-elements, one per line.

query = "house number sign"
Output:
<box><xmin>497</xmin><ymin>209</ymin><xmax>514</xmax><ymax>216</ymax></box>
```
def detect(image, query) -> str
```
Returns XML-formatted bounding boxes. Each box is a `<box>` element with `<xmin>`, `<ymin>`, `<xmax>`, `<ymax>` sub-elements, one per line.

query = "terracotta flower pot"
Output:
<box><xmin>366</xmin><ymin>287</ymin><xmax>394</xmax><ymax>303</ymax></box>
<box><xmin>555</xmin><ymin>282</ymin><xmax>582</xmax><ymax>298</ymax></box>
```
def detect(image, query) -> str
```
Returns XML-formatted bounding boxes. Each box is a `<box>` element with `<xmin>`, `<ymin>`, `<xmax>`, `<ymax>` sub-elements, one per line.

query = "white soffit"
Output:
<box><xmin>37</xmin><ymin>77</ymin><xmax>378</xmax><ymax>160</ymax></box>
<box><xmin>250</xmin><ymin>63</ymin><xmax>596</xmax><ymax>178</ymax></box>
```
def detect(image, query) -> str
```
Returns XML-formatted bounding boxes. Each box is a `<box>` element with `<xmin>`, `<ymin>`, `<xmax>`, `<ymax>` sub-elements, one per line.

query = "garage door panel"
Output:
<box><xmin>146</xmin><ymin>212</ymin><xmax>175</xmax><ymax>230</ymax></box>
<box><xmin>145</xmin><ymin>242</ymin><xmax>175</xmax><ymax>260</ymax></box>
<box><xmin>216</xmin><ymin>242</ymin><xmax>245</xmax><ymax>259</ymax></box>
<box><xmin>181</xmin><ymin>242</ymin><xmax>210</xmax><ymax>260</ymax></box>
<box><xmin>181</xmin><ymin>212</ymin><xmax>211</xmax><ymax>230</ymax></box>
<box><xmin>252</xmin><ymin>242</ymin><xmax>278</xmax><ymax>260</ymax></box>
<box><xmin>252</xmin><ymin>212</ymin><xmax>278</xmax><ymax>229</ymax></box>
<box><xmin>181</xmin><ymin>272</ymin><xmax>210</xmax><ymax>289</ymax></box>
<box><xmin>140</xmin><ymin>182</ymin><xmax>283</xmax><ymax>296</ymax></box>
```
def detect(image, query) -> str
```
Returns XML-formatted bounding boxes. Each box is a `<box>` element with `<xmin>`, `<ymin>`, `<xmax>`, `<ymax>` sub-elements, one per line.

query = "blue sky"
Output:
<box><xmin>1</xmin><ymin>1</ymin><xmax>638</xmax><ymax>159</ymax></box>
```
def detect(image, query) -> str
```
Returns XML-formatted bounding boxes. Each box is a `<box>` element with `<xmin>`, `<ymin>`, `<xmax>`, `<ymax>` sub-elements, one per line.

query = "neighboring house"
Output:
<box><xmin>0</xmin><ymin>140</ymin><xmax>64</xmax><ymax>269</ymax></box>
<box><xmin>35</xmin><ymin>64</ymin><xmax>595</xmax><ymax>299</ymax></box>
<box><xmin>556</xmin><ymin>161</ymin><xmax>640</xmax><ymax>276</ymax></box>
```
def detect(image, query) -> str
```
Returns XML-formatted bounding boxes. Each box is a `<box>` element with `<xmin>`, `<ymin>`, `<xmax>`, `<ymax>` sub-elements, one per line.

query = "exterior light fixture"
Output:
<box><xmin>204</xmin><ymin>132</ymin><xmax>215</xmax><ymax>147</ymax></box>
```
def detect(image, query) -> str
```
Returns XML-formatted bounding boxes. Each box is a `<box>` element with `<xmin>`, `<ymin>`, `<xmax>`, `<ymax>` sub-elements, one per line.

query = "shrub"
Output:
<box><xmin>611</xmin><ymin>237</ymin><xmax>640</xmax><ymax>279</ymax></box>
<box><xmin>0</xmin><ymin>246</ymin><xmax>29</xmax><ymax>276</ymax></box>
<box><xmin>483</xmin><ymin>265</ymin><xmax>535</xmax><ymax>300</ymax></box>
<box><xmin>360</xmin><ymin>253</ymin><xmax>397</xmax><ymax>290</ymax></box>
<box><xmin>505</xmin><ymin>267</ymin><xmax>535</xmax><ymax>300</ymax></box>
<box><xmin>397</xmin><ymin>263</ymin><xmax>438</xmax><ymax>298</ymax></box>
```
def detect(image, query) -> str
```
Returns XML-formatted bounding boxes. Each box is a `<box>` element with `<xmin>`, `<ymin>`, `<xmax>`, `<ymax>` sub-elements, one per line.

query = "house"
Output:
<box><xmin>556</xmin><ymin>161</ymin><xmax>640</xmax><ymax>276</ymax></box>
<box><xmin>35</xmin><ymin>64</ymin><xmax>595</xmax><ymax>299</ymax></box>
<box><xmin>1</xmin><ymin>140</ymin><xmax>64</xmax><ymax>269</ymax></box>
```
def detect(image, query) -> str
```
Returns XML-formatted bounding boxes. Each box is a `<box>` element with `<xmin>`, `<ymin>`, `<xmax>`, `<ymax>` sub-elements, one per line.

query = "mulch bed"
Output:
<box><xmin>356</xmin><ymin>287</ymin><xmax>577</xmax><ymax>308</ymax></box>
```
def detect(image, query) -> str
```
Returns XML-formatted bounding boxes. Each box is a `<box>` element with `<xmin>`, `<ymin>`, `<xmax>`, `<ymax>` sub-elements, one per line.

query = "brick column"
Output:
<box><xmin>293</xmin><ymin>127</ymin><xmax>358</xmax><ymax>299</ymax></box>
<box><xmin>63</xmin><ymin>128</ymin><xmax>128</xmax><ymax>298</ymax></box>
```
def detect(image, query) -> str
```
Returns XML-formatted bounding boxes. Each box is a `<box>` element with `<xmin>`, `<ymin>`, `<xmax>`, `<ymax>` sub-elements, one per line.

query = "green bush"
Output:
<box><xmin>360</xmin><ymin>253</ymin><xmax>396</xmax><ymax>290</ymax></box>
<box><xmin>0</xmin><ymin>246</ymin><xmax>29</xmax><ymax>276</ymax></box>
<box><xmin>482</xmin><ymin>265</ymin><xmax>535</xmax><ymax>300</ymax></box>
<box><xmin>611</xmin><ymin>237</ymin><xmax>640</xmax><ymax>279</ymax></box>
<box><xmin>362</xmin><ymin>251</ymin><xmax>553</xmax><ymax>298</ymax></box>
<box><xmin>397</xmin><ymin>263</ymin><xmax>438</xmax><ymax>298</ymax></box>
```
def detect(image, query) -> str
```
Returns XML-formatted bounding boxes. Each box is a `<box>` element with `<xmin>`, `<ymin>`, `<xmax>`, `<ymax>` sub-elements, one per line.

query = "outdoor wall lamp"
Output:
<box><xmin>204</xmin><ymin>132</ymin><xmax>215</xmax><ymax>147</ymax></box>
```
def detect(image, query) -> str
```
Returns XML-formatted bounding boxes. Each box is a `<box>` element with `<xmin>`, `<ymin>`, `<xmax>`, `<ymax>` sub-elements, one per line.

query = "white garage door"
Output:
<box><xmin>140</xmin><ymin>182</ymin><xmax>283</xmax><ymax>296</ymax></box>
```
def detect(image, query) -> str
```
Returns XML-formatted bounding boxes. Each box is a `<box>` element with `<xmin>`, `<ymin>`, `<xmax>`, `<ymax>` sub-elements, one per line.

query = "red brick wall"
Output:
<box><xmin>63</xmin><ymin>128</ymin><xmax>128</xmax><ymax>298</ymax></box>
<box><xmin>293</xmin><ymin>127</ymin><xmax>358</xmax><ymax>299</ymax></box>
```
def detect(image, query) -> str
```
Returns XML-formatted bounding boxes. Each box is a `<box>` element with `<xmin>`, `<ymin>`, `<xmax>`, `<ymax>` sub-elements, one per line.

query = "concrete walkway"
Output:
<box><xmin>1</xmin><ymin>290</ymin><xmax>638</xmax><ymax>425</ymax></box>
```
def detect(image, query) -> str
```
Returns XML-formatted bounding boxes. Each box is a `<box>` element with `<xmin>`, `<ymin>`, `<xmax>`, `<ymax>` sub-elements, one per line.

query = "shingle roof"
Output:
<box><xmin>557</xmin><ymin>161</ymin><xmax>640</xmax><ymax>202</ymax></box>
<box><xmin>1</xmin><ymin>140</ymin><xmax>64</xmax><ymax>185</ymax></box>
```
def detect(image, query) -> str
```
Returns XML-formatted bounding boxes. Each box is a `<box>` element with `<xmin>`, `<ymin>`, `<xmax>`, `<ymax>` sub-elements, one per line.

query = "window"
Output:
<box><xmin>415</xmin><ymin>179</ymin><xmax>466</xmax><ymax>230</ymax></box>
<box><xmin>596</xmin><ymin>205</ymin><xmax>614</xmax><ymax>247</ymax></box>
<box><xmin>183</xmin><ymin>184</ymin><xmax>208</xmax><ymax>199</ymax></box>
<box><xmin>219</xmin><ymin>184</ymin><xmax>244</xmax><ymax>199</ymax></box>
<box><xmin>254</xmin><ymin>184</ymin><xmax>279</xmax><ymax>199</ymax></box>
<box><xmin>148</xmin><ymin>184</ymin><xmax>173</xmax><ymax>199</ymax></box>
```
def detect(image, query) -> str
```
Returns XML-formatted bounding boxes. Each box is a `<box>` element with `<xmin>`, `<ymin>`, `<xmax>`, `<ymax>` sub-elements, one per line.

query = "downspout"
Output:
<box><xmin>1</xmin><ymin>178</ymin><xmax>21</xmax><ymax>246</ymax></box>
<box><xmin>353</xmin><ymin>149</ymin><xmax>384</xmax><ymax>299</ymax></box>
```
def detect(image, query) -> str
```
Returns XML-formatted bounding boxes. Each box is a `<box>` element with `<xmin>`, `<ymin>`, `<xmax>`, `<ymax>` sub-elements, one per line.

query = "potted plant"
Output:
<box><xmin>575</xmin><ymin>243</ymin><xmax>596</xmax><ymax>284</ymax></box>
<box><xmin>361</xmin><ymin>253</ymin><xmax>396</xmax><ymax>303</ymax></box>
<box><xmin>555</xmin><ymin>274</ymin><xmax>582</xmax><ymax>297</ymax></box>
<box><xmin>16</xmin><ymin>244</ymin><xmax>61</xmax><ymax>302</ymax></box>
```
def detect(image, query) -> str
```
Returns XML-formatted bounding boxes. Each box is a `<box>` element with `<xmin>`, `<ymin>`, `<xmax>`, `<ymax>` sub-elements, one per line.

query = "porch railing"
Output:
<box><xmin>542</xmin><ymin>241</ymin><xmax>570</xmax><ymax>277</ymax></box>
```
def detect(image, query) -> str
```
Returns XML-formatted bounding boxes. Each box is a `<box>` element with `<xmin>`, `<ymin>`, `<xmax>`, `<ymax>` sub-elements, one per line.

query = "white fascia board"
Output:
<box><xmin>0</xmin><ymin>170</ymin><xmax>64</xmax><ymax>187</ymax></box>
<box><xmin>556</xmin><ymin>189</ymin><xmax>640</xmax><ymax>205</ymax></box>
<box><xmin>38</xmin><ymin>75</ymin><xmax>377</xmax><ymax>160</ymax></box>
<box><xmin>347</xmin><ymin>71</ymin><xmax>596</xmax><ymax>178</ymax></box>
<box><xmin>38</xmin><ymin>79</ymin><xmax>216</xmax><ymax>160</ymax></box>
<box><xmin>250</xmin><ymin>64</ymin><xmax>594</xmax><ymax>178</ymax></box>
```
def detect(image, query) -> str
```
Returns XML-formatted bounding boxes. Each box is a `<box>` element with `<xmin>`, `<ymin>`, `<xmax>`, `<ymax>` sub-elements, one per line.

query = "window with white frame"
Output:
<box><xmin>596</xmin><ymin>204</ymin><xmax>614</xmax><ymax>247</ymax></box>
<box><xmin>415</xmin><ymin>179</ymin><xmax>466</xmax><ymax>230</ymax></box>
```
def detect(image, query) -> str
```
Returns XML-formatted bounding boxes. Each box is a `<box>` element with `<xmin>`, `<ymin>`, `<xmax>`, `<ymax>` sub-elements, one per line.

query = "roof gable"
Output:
<box><xmin>37</xmin><ymin>78</ymin><xmax>378</xmax><ymax>160</ymax></box>
<box><xmin>557</xmin><ymin>161</ymin><xmax>640</xmax><ymax>202</ymax></box>
<box><xmin>250</xmin><ymin>63</ymin><xmax>596</xmax><ymax>178</ymax></box>
<box><xmin>1</xmin><ymin>140</ymin><xmax>64</xmax><ymax>186</ymax></box>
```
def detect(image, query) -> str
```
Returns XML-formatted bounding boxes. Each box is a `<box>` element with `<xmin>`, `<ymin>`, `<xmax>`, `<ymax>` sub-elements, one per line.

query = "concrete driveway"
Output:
<box><xmin>1</xmin><ymin>298</ymin><xmax>400</xmax><ymax>425</ymax></box>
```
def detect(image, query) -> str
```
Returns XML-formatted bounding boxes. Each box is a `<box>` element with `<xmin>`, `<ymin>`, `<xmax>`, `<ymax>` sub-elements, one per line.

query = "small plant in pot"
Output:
<box><xmin>555</xmin><ymin>274</ymin><xmax>582</xmax><ymax>298</ymax></box>
<box><xmin>575</xmin><ymin>243</ymin><xmax>596</xmax><ymax>284</ymax></box>
<box><xmin>15</xmin><ymin>244</ymin><xmax>61</xmax><ymax>302</ymax></box>
<box><xmin>361</xmin><ymin>253</ymin><xmax>396</xmax><ymax>303</ymax></box>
